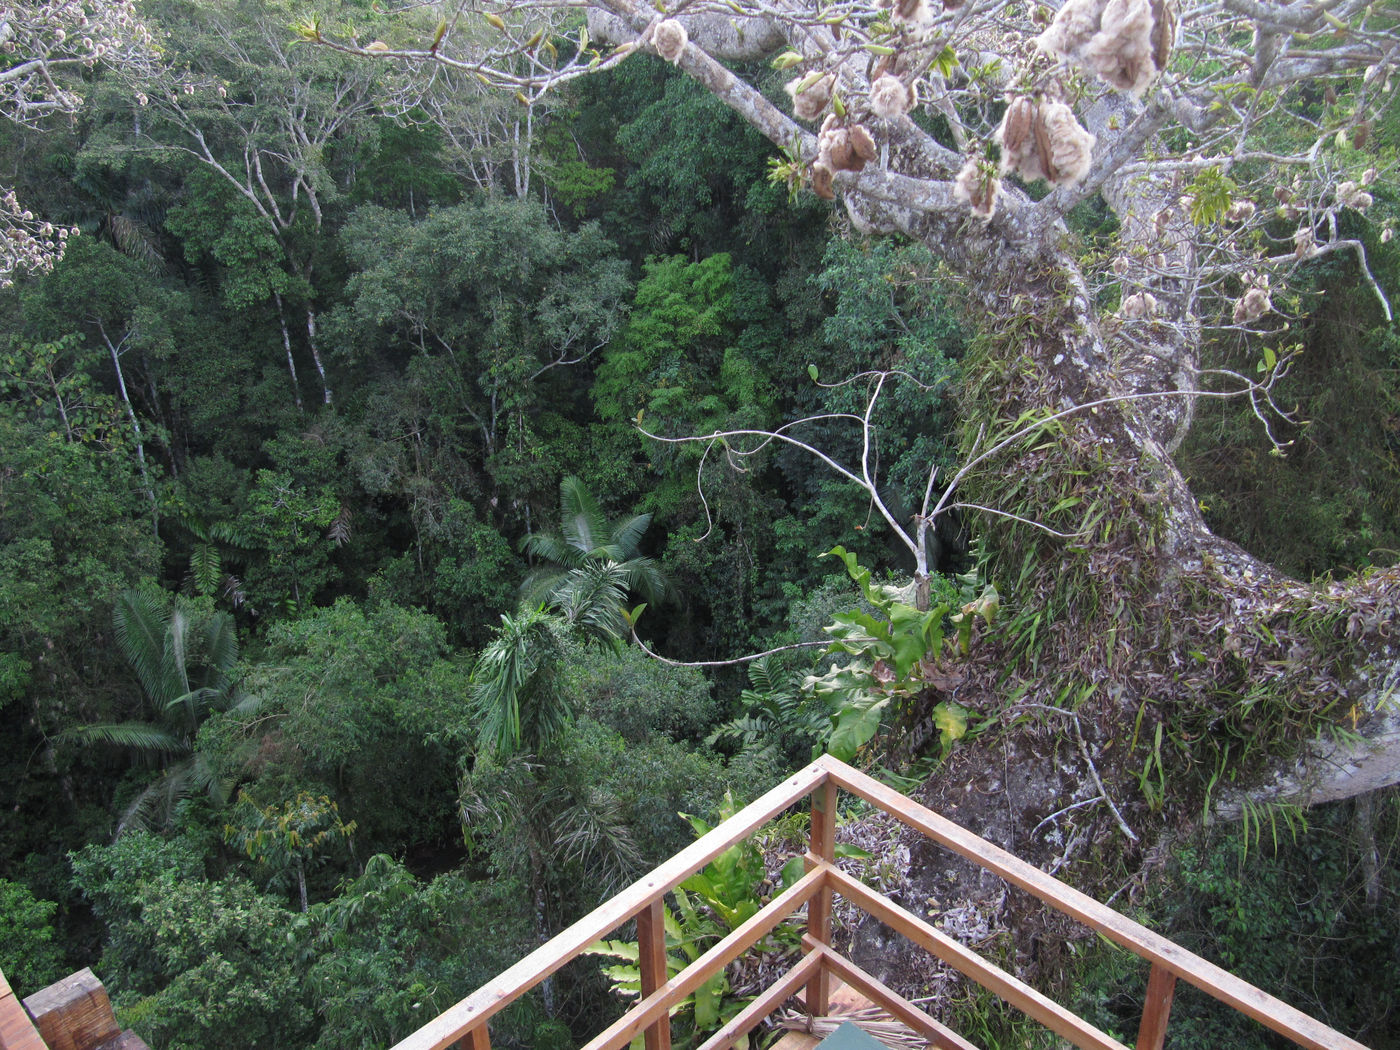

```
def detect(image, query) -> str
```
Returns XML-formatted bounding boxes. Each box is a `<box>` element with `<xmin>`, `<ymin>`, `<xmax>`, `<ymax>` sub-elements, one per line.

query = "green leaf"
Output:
<box><xmin>827</xmin><ymin>700</ymin><xmax>886</xmax><ymax>762</ymax></box>
<box><xmin>933</xmin><ymin>701</ymin><xmax>969</xmax><ymax>743</ymax></box>
<box><xmin>780</xmin><ymin>856</ymin><xmax>807</xmax><ymax>889</ymax></box>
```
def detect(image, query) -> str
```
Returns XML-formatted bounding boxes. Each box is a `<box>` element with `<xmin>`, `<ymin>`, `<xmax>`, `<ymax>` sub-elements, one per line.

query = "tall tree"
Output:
<box><xmin>315</xmin><ymin>0</ymin><xmax>1400</xmax><ymax>1000</ymax></box>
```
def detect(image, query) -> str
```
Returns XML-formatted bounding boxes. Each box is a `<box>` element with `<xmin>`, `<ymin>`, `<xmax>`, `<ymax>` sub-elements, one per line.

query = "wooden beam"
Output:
<box><xmin>580</xmin><ymin>868</ymin><xmax>827</xmax><ymax>1050</ymax></box>
<box><xmin>637</xmin><ymin>900</ymin><xmax>672</xmax><ymax>1050</ymax></box>
<box><xmin>1</xmin><ymin>974</ymin><xmax>47</xmax><ymax>1050</ymax></box>
<box><xmin>692</xmin><ymin>949</ymin><xmax>828</xmax><ymax>1050</ymax></box>
<box><xmin>817</xmin><ymin>756</ymin><xmax>1369</xmax><ymax>1050</ymax></box>
<box><xmin>805</xmin><ymin>778</ymin><xmax>837</xmax><ymax>1018</ymax></box>
<box><xmin>22</xmin><ymin>969</ymin><xmax>119</xmax><ymax>1050</ymax></box>
<box><xmin>810</xmin><ymin>941</ymin><xmax>982</xmax><ymax>1050</ymax></box>
<box><xmin>1135</xmin><ymin>963</ymin><xmax>1176</xmax><ymax>1050</ymax></box>
<box><xmin>393</xmin><ymin>764</ymin><xmax>828</xmax><ymax>1050</ymax></box>
<box><xmin>822</xmin><ymin>864</ymin><xmax>1129</xmax><ymax>1050</ymax></box>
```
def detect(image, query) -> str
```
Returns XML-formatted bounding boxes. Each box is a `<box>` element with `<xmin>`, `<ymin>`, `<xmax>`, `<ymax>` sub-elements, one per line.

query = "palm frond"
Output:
<box><xmin>201</xmin><ymin>612</ymin><xmax>238</xmax><ymax>695</ymax></box>
<box><xmin>748</xmin><ymin>657</ymin><xmax>779</xmax><ymax>695</ymax></box>
<box><xmin>113</xmin><ymin>590</ymin><xmax>172</xmax><ymax>712</ymax></box>
<box><xmin>519</xmin><ymin>565</ymin><xmax>570</xmax><ymax>608</ymax></box>
<box><xmin>608</xmin><ymin>512</ymin><xmax>653</xmax><ymax>560</ymax></box>
<box><xmin>522</xmin><ymin>532</ymin><xmax>583</xmax><ymax>569</ymax></box>
<box><xmin>551</xmin><ymin>562</ymin><xmax>630</xmax><ymax>644</ymax></box>
<box><xmin>616</xmin><ymin>557</ymin><xmax>674</xmax><ymax>607</ymax></box>
<box><xmin>166</xmin><ymin>604</ymin><xmax>195</xmax><ymax>715</ymax></box>
<box><xmin>550</xmin><ymin>785</ymin><xmax>643</xmax><ymax>894</ymax></box>
<box><xmin>558</xmin><ymin>475</ymin><xmax>610</xmax><ymax>555</ymax></box>
<box><xmin>64</xmin><ymin>722</ymin><xmax>190</xmax><ymax>755</ymax></box>
<box><xmin>115</xmin><ymin>760</ymin><xmax>198</xmax><ymax>837</ymax></box>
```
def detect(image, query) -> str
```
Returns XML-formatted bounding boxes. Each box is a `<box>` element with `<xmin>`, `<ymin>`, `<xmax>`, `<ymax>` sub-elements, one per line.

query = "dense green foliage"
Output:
<box><xmin>1</xmin><ymin>5</ymin><xmax>1397</xmax><ymax>1050</ymax></box>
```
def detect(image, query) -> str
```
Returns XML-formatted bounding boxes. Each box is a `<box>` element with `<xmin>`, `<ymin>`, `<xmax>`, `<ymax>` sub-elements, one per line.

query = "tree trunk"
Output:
<box><xmin>305</xmin><ymin>306</ymin><xmax>332</xmax><ymax>407</ymax></box>
<box><xmin>98</xmin><ymin>324</ymin><xmax>158</xmax><ymax>533</ymax></box>
<box><xmin>274</xmin><ymin>292</ymin><xmax>305</xmax><ymax>412</ymax></box>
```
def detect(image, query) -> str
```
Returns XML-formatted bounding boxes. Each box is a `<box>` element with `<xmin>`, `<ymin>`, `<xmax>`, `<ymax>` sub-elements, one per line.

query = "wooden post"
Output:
<box><xmin>22</xmin><ymin>969</ymin><xmax>120</xmax><ymax>1050</ymax></box>
<box><xmin>459</xmin><ymin>1025</ymin><xmax>491</xmax><ymax>1050</ymax></box>
<box><xmin>636</xmin><ymin>899</ymin><xmax>672</xmax><ymax>1050</ymax></box>
<box><xmin>806</xmin><ymin>777</ymin><xmax>837</xmax><ymax>1018</ymax></box>
<box><xmin>1136</xmin><ymin>962</ymin><xmax>1177</xmax><ymax>1050</ymax></box>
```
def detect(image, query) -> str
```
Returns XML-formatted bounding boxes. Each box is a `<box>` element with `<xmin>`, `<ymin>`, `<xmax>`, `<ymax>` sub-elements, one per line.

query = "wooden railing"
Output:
<box><xmin>394</xmin><ymin>754</ymin><xmax>1368</xmax><ymax>1050</ymax></box>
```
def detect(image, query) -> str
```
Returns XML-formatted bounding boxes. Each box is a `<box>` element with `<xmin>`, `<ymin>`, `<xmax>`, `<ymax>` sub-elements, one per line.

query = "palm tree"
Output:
<box><xmin>470</xmin><ymin>607</ymin><xmax>571</xmax><ymax>757</ymax></box>
<box><xmin>521</xmin><ymin>476</ymin><xmax>673</xmax><ymax>615</ymax></box>
<box><xmin>67</xmin><ymin>589</ymin><xmax>250</xmax><ymax>833</ymax></box>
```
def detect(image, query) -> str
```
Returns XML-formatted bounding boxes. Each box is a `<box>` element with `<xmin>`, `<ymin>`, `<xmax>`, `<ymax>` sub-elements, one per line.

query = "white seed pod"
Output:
<box><xmin>653</xmin><ymin>19</ymin><xmax>688</xmax><ymax>65</ymax></box>
<box><xmin>1111</xmin><ymin>255</ymin><xmax>1132</xmax><ymax>276</ymax></box>
<box><xmin>1037</xmin><ymin>0</ymin><xmax>1172</xmax><ymax>96</ymax></box>
<box><xmin>1362</xmin><ymin>167</ymin><xmax>1378</xmax><ymax>186</ymax></box>
<box><xmin>848</xmin><ymin>124</ymin><xmax>878</xmax><ymax>164</ymax></box>
<box><xmin>1036</xmin><ymin>0</ymin><xmax>1108</xmax><ymax>62</ymax></box>
<box><xmin>1294</xmin><ymin>227</ymin><xmax>1316</xmax><ymax>258</ymax></box>
<box><xmin>953</xmin><ymin>158</ymin><xmax>1000</xmax><ymax>221</ymax></box>
<box><xmin>1224</xmin><ymin>200</ymin><xmax>1256</xmax><ymax>223</ymax></box>
<box><xmin>1232</xmin><ymin>287</ymin><xmax>1271</xmax><ymax>325</ymax></box>
<box><xmin>811</xmin><ymin>162</ymin><xmax>836</xmax><ymax>200</ymax></box>
<box><xmin>1381</xmin><ymin>227</ymin><xmax>1393</xmax><ymax>244</ymax></box>
<box><xmin>892</xmin><ymin>0</ymin><xmax>934</xmax><ymax>27</ymax></box>
<box><xmin>1120</xmin><ymin>290</ymin><xmax>1159</xmax><ymax>319</ymax></box>
<box><xmin>869</xmin><ymin>74</ymin><xmax>914</xmax><ymax>119</ymax></box>
<box><xmin>995</xmin><ymin>97</ymin><xmax>1050</xmax><ymax>183</ymax></box>
<box><xmin>786</xmin><ymin>73</ymin><xmax>835</xmax><ymax>122</ymax></box>
<box><xmin>1337</xmin><ymin>181</ymin><xmax>1374</xmax><ymax>210</ymax></box>
<box><xmin>1039</xmin><ymin>102</ymin><xmax>1096</xmax><ymax>186</ymax></box>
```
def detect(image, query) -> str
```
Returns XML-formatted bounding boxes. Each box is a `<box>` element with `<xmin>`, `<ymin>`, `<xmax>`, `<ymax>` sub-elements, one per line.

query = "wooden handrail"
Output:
<box><xmin>391</xmin><ymin>754</ymin><xmax>1370</xmax><ymax>1050</ymax></box>
<box><xmin>392</xmin><ymin>764</ymin><xmax>828</xmax><ymax>1050</ymax></box>
<box><xmin>816</xmin><ymin>756</ymin><xmax>1367</xmax><ymax>1050</ymax></box>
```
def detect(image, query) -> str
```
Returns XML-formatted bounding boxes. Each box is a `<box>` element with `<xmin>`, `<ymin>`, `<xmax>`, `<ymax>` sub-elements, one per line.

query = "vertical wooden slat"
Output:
<box><xmin>805</xmin><ymin>776</ymin><xmax>838</xmax><ymax>1017</ymax></box>
<box><xmin>637</xmin><ymin>899</ymin><xmax>672</xmax><ymax>1050</ymax></box>
<box><xmin>461</xmin><ymin>1025</ymin><xmax>490</xmax><ymax>1050</ymax></box>
<box><xmin>1136</xmin><ymin>963</ymin><xmax>1177</xmax><ymax>1050</ymax></box>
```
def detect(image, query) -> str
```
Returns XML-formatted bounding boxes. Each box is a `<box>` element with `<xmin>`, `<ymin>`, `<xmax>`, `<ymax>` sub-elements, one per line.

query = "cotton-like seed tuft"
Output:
<box><xmin>994</xmin><ymin>97</ymin><xmax>1094</xmax><ymax>187</ymax></box>
<box><xmin>653</xmin><ymin>20</ymin><xmax>688</xmax><ymax>64</ymax></box>
<box><xmin>1036</xmin><ymin>0</ymin><xmax>1175</xmax><ymax>96</ymax></box>
<box><xmin>1224</xmin><ymin>200</ymin><xmax>1255</xmax><ymax>223</ymax></box>
<box><xmin>1232</xmin><ymin>287</ymin><xmax>1271</xmax><ymax>325</ymax></box>
<box><xmin>786</xmin><ymin>74</ymin><xmax>835</xmax><ymax>121</ymax></box>
<box><xmin>1337</xmin><ymin>181</ymin><xmax>1374</xmax><ymax>211</ymax></box>
<box><xmin>849</xmin><ymin>124</ymin><xmax>878</xmax><ymax>163</ymax></box>
<box><xmin>869</xmin><ymin>75</ymin><xmax>914</xmax><ymax>119</ymax></box>
<box><xmin>811</xmin><ymin>163</ymin><xmax>836</xmax><ymax>200</ymax></box>
<box><xmin>892</xmin><ymin>0</ymin><xmax>934</xmax><ymax>27</ymax></box>
<box><xmin>1294</xmin><ymin>227</ymin><xmax>1316</xmax><ymax>258</ymax></box>
<box><xmin>1120</xmin><ymin>291</ymin><xmax>1159</xmax><ymax>319</ymax></box>
<box><xmin>1039</xmin><ymin>102</ymin><xmax>1096</xmax><ymax>186</ymax></box>
<box><xmin>953</xmin><ymin>159</ymin><xmax>1000</xmax><ymax>220</ymax></box>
